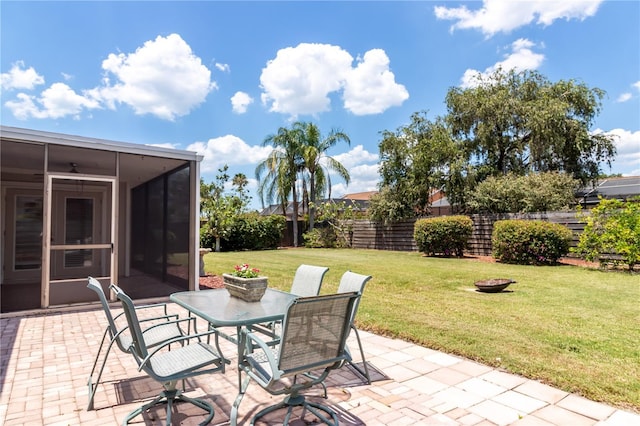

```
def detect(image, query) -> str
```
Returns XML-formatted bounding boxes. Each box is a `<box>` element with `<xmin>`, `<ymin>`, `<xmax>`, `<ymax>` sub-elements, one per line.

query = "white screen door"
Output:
<box><xmin>43</xmin><ymin>174</ymin><xmax>117</xmax><ymax>307</ymax></box>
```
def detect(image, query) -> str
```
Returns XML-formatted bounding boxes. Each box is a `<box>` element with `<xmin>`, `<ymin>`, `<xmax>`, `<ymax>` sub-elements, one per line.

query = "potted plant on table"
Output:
<box><xmin>222</xmin><ymin>264</ymin><xmax>268</xmax><ymax>302</ymax></box>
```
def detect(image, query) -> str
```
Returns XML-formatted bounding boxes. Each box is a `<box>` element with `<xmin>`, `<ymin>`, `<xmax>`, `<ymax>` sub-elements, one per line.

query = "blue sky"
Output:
<box><xmin>2</xmin><ymin>1</ymin><xmax>639</xmax><ymax>210</ymax></box>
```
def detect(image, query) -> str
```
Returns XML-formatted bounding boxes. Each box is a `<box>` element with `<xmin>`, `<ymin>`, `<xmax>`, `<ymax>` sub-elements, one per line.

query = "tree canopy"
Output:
<box><xmin>256</xmin><ymin>121</ymin><xmax>351</xmax><ymax>245</ymax></box>
<box><xmin>295</xmin><ymin>121</ymin><xmax>351</xmax><ymax>230</ymax></box>
<box><xmin>446</xmin><ymin>68</ymin><xmax>615</xmax><ymax>183</ymax></box>
<box><xmin>200</xmin><ymin>165</ymin><xmax>250</xmax><ymax>252</ymax></box>
<box><xmin>372</xmin><ymin>69</ymin><xmax>616</xmax><ymax>221</ymax></box>
<box><xmin>369</xmin><ymin>112</ymin><xmax>455</xmax><ymax>222</ymax></box>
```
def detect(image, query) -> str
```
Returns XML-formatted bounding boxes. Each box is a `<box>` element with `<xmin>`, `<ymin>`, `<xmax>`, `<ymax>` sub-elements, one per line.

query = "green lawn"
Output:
<box><xmin>203</xmin><ymin>248</ymin><xmax>640</xmax><ymax>412</ymax></box>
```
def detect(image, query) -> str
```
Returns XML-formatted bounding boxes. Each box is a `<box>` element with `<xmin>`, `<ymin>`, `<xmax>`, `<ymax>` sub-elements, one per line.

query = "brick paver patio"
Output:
<box><xmin>1</xmin><ymin>302</ymin><xmax>638</xmax><ymax>425</ymax></box>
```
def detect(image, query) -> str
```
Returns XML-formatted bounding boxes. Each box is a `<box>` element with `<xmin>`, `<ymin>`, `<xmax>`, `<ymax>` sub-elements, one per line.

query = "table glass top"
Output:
<box><xmin>170</xmin><ymin>288</ymin><xmax>297</xmax><ymax>327</ymax></box>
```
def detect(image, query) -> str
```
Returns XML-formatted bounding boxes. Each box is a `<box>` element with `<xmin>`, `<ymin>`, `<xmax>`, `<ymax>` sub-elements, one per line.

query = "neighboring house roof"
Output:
<box><xmin>431</xmin><ymin>197</ymin><xmax>450</xmax><ymax>208</ymax></box>
<box><xmin>341</xmin><ymin>191</ymin><xmax>378</xmax><ymax>201</ymax></box>
<box><xmin>577</xmin><ymin>176</ymin><xmax>640</xmax><ymax>205</ymax></box>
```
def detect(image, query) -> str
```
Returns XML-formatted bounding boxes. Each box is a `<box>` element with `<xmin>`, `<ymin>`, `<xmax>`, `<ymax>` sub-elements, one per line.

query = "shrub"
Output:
<box><xmin>414</xmin><ymin>215</ymin><xmax>473</xmax><ymax>257</ymax></box>
<box><xmin>200</xmin><ymin>226</ymin><xmax>215</xmax><ymax>249</ymax></box>
<box><xmin>572</xmin><ymin>197</ymin><xmax>640</xmax><ymax>270</ymax></box>
<box><xmin>302</xmin><ymin>227</ymin><xmax>337</xmax><ymax>248</ymax></box>
<box><xmin>492</xmin><ymin>220</ymin><xmax>572</xmax><ymax>265</ymax></box>
<box><xmin>219</xmin><ymin>213</ymin><xmax>285</xmax><ymax>251</ymax></box>
<box><xmin>303</xmin><ymin>201</ymin><xmax>360</xmax><ymax>248</ymax></box>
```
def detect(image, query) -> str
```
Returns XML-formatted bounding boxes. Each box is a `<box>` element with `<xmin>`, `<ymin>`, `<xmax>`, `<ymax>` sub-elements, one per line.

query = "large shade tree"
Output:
<box><xmin>372</xmin><ymin>69</ymin><xmax>617</xmax><ymax>221</ymax></box>
<box><xmin>446</xmin><ymin>68</ymin><xmax>616</xmax><ymax>185</ymax></box>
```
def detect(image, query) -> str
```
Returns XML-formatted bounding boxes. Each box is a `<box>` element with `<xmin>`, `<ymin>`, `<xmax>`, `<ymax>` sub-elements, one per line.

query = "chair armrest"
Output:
<box><xmin>113</xmin><ymin>310</ymin><xmax>178</xmax><ymax>323</ymax></box>
<box><xmin>140</xmin><ymin>316</ymin><xmax>195</xmax><ymax>335</ymax></box>
<box><xmin>134</xmin><ymin>302</ymin><xmax>170</xmax><ymax>316</ymax></box>
<box><xmin>239</xmin><ymin>329</ymin><xmax>282</xmax><ymax>385</ymax></box>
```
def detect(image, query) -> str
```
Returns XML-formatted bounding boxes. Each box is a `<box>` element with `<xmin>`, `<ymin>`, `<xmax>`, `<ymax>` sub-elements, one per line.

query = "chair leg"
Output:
<box><xmin>122</xmin><ymin>388</ymin><xmax>215</xmax><ymax>426</ymax></box>
<box><xmin>87</xmin><ymin>327</ymin><xmax>114</xmax><ymax>410</ymax></box>
<box><xmin>251</xmin><ymin>394</ymin><xmax>338</xmax><ymax>426</ymax></box>
<box><xmin>297</xmin><ymin>372</ymin><xmax>328</xmax><ymax>399</ymax></box>
<box><xmin>303</xmin><ymin>400</ymin><xmax>339</xmax><ymax>425</ymax></box>
<box><xmin>349</xmin><ymin>326</ymin><xmax>371</xmax><ymax>384</ymax></box>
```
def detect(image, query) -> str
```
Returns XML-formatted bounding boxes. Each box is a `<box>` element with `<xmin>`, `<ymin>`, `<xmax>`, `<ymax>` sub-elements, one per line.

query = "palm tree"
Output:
<box><xmin>294</xmin><ymin>122</ymin><xmax>351</xmax><ymax>231</ymax></box>
<box><xmin>256</xmin><ymin>126</ymin><xmax>304</xmax><ymax>247</ymax></box>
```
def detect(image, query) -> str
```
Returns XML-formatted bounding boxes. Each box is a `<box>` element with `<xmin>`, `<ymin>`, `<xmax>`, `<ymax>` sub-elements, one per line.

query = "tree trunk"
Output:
<box><xmin>291</xmin><ymin>185</ymin><xmax>299</xmax><ymax>247</ymax></box>
<box><xmin>309</xmin><ymin>172</ymin><xmax>316</xmax><ymax>231</ymax></box>
<box><xmin>215</xmin><ymin>237</ymin><xmax>221</xmax><ymax>253</ymax></box>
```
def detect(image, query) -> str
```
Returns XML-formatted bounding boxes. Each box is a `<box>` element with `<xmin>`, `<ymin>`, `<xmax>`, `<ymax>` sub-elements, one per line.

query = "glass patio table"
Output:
<box><xmin>170</xmin><ymin>287</ymin><xmax>297</xmax><ymax>425</ymax></box>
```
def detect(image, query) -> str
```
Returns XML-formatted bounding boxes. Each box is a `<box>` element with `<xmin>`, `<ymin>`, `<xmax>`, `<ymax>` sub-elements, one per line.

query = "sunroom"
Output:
<box><xmin>0</xmin><ymin>126</ymin><xmax>203</xmax><ymax>313</ymax></box>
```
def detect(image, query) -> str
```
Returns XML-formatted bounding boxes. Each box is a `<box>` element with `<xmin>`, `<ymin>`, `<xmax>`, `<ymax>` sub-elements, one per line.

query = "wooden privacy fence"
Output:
<box><xmin>349</xmin><ymin>220</ymin><xmax>418</xmax><ymax>251</ymax></box>
<box><xmin>348</xmin><ymin>211</ymin><xmax>586</xmax><ymax>256</ymax></box>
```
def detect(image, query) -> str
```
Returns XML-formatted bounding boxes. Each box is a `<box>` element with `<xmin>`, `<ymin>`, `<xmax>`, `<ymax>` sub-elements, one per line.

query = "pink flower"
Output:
<box><xmin>232</xmin><ymin>263</ymin><xmax>260</xmax><ymax>278</ymax></box>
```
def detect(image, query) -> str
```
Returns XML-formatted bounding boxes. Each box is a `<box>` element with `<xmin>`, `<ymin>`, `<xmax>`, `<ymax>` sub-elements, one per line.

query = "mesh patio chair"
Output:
<box><xmin>86</xmin><ymin>277</ymin><xmax>190</xmax><ymax>410</ymax></box>
<box><xmin>250</xmin><ymin>264</ymin><xmax>329</xmax><ymax>341</ymax></box>
<box><xmin>114</xmin><ymin>285</ymin><xmax>226</xmax><ymax>426</ymax></box>
<box><xmin>233</xmin><ymin>292</ymin><xmax>359</xmax><ymax>425</ymax></box>
<box><xmin>337</xmin><ymin>271</ymin><xmax>373</xmax><ymax>384</ymax></box>
<box><xmin>289</xmin><ymin>264</ymin><xmax>329</xmax><ymax>296</ymax></box>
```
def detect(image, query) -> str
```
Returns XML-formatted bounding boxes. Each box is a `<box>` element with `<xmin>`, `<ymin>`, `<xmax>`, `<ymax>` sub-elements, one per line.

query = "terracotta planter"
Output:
<box><xmin>222</xmin><ymin>273</ymin><xmax>268</xmax><ymax>302</ymax></box>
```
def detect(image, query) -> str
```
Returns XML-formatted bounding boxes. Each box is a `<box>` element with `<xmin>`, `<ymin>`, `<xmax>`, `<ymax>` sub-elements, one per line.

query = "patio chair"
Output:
<box><xmin>289</xmin><ymin>264</ymin><xmax>329</xmax><ymax>296</ymax></box>
<box><xmin>233</xmin><ymin>292</ymin><xmax>359</xmax><ymax>425</ymax></box>
<box><xmin>251</xmin><ymin>264</ymin><xmax>329</xmax><ymax>340</ymax></box>
<box><xmin>337</xmin><ymin>271</ymin><xmax>373</xmax><ymax>384</ymax></box>
<box><xmin>86</xmin><ymin>277</ymin><xmax>190</xmax><ymax>410</ymax></box>
<box><xmin>114</xmin><ymin>285</ymin><xmax>226</xmax><ymax>425</ymax></box>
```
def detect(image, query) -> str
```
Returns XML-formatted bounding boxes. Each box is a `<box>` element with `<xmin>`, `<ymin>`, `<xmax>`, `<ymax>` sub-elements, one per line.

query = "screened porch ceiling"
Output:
<box><xmin>1</xmin><ymin>138</ymin><xmax>190</xmax><ymax>186</ymax></box>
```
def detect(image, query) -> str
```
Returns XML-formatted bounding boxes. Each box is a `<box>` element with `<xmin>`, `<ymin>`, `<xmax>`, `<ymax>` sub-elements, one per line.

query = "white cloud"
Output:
<box><xmin>616</xmin><ymin>93</ymin><xmax>632</xmax><ymax>103</ymax></box>
<box><xmin>329</xmin><ymin>145</ymin><xmax>380</xmax><ymax>197</ymax></box>
<box><xmin>92</xmin><ymin>33</ymin><xmax>216</xmax><ymax>120</ymax></box>
<box><xmin>260</xmin><ymin>43</ymin><xmax>408</xmax><ymax>117</ymax></box>
<box><xmin>461</xmin><ymin>38</ymin><xmax>544</xmax><ymax>88</ymax></box>
<box><xmin>260</xmin><ymin>43</ymin><xmax>352</xmax><ymax>117</ymax></box>
<box><xmin>3</xmin><ymin>34</ymin><xmax>215</xmax><ymax>121</ymax></box>
<box><xmin>343</xmin><ymin>49</ymin><xmax>409</xmax><ymax>115</ymax></box>
<box><xmin>215</xmin><ymin>62</ymin><xmax>230</xmax><ymax>73</ymax></box>
<box><xmin>186</xmin><ymin>135</ymin><xmax>273</xmax><ymax>173</ymax></box>
<box><xmin>1</xmin><ymin>61</ymin><xmax>45</xmax><ymax>90</ymax></box>
<box><xmin>38</xmin><ymin>83</ymin><xmax>100</xmax><ymax>118</ymax></box>
<box><xmin>435</xmin><ymin>0</ymin><xmax>602</xmax><ymax>36</ymax></box>
<box><xmin>231</xmin><ymin>91</ymin><xmax>254</xmax><ymax>114</ymax></box>
<box><xmin>332</xmin><ymin>163</ymin><xmax>380</xmax><ymax>198</ymax></box>
<box><xmin>598</xmin><ymin>128</ymin><xmax>640</xmax><ymax>176</ymax></box>
<box><xmin>4</xmin><ymin>94</ymin><xmax>41</xmax><ymax>119</ymax></box>
<box><xmin>617</xmin><ymin>81</ymin><xmax>640</xmax><ymax>102</ymax></box>
<box><xmin>4</xmin><ymin>83</ymin><xmax>100</xmax><ymax>119</ymax></box>
<box><xmin>332</xmin><ymin>145</ymin><xmax>379</xmax><ymax>169</ymax></box>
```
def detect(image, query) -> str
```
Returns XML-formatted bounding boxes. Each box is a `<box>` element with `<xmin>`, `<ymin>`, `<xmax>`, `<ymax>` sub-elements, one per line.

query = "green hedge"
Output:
<box><xmin>201</xmin><ymin>213</ymin><xmax>285</xmax><ymax>251</ymax></box>
<box><xmin>414</xmin><ymin>215</ymin><xmax>473</xmax><ymax>257</ymax></box>
<box><xmin>492</xmin><ymin>219</ymin><xmax>572</xmax><ymax>265</ymax></box>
